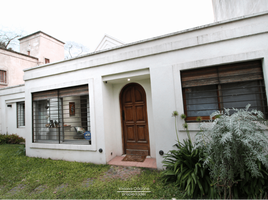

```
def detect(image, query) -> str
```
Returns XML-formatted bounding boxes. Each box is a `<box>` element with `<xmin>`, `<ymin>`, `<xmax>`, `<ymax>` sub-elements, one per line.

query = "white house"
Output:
<box><xmin>1</xmin><ymin>0</ymin><xmax>268</xmax><ymax>169</ymax></box>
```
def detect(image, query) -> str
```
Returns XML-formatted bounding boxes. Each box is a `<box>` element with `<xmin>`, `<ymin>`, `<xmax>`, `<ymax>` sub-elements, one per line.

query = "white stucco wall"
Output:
<box><xmin>0</xmin><ymin>84</ymin><xmax>26</xmax><ymax>138</ymax></box>
<box><xmin>212</xmin><ymin>0</ymin><xmax>268</xmax><ymax>21</ymax></box>
<box><xmin>101</xmin><ymin>78</ymin><xmax>155</xmax><ymax>163</ymax></box>
<box><xmin>18</xmin><ymin>11</ymin><xmax>268</xmax><ymax>168</ymax></box>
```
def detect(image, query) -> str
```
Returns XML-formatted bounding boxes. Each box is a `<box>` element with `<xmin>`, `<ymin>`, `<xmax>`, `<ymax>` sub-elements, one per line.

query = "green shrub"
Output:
<box><xmin>234</xmin><ymin>159</ymin><xmax>268</xmax><ymax>199</ymax></box>
<box><xmin>161</xmin><ymin>139</ymin><xmax>214</xmax><ymax>198</ymax></box>
<box><xmin>0</xmin><ymin>134</ymin><xmax>25</xmax><ymax>144</ymax></box>
<box><xmin>0</xmin><ymin>134</ymin><xmax>7</xmax><ymax>144</ymax></box>
<box><xmin>195</xmin><ymin>105</ymin><xmax>268</xmax><ymax>199</ymax></box>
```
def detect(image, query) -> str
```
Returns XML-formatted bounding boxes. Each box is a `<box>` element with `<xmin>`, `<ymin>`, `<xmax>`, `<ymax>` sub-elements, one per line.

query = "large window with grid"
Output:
<box><xmin>32</xmin><ymin>85</ymin><xmax>90</xmax><ymax>145</ymax></box>
<box><xmin>17</xmin><ymin>102</ymin><xmax>25</xmax><ymax>127</ymax></box>
<box><xmin>181</xmin><ymin>60</ymin><xmax>268</xmax><ymax>122</ymax></box>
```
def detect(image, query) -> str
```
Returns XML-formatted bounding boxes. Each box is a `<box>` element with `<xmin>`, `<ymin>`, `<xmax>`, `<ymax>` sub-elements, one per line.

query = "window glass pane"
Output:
<box><xmin>33</xmin><ymin>86</ymin><xmax>90</xmax><ymax>145</ymax></box>
<box><xmin>185</xmin><ymin>85</ymin><xmax>218</xmax><ymax>117</ymax></box>
<box><xmin>61</xmin><ymin>95</ymin><xmax>90</xmax><ymax>145</ymax></box>
<box><xmin>17</xmin><ymin>102</ymin><xmax>25</xmax><ymax>127</ymax></box>
<box><xmin>221</xmin><ymin>81</ymin><xmax>266</xmax><ymax>114</ymax></box>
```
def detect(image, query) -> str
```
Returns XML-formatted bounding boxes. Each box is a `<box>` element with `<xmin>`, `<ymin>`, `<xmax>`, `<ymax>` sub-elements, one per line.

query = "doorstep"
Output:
<box><xmin>108</xmin><ymin>156</ymin><xmax>157</xmax><ymax>169</ymax></box>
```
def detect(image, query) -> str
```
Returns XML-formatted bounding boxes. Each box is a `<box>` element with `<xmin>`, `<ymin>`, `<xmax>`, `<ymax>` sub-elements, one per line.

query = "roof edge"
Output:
<box><xmin>24</xmin><ymin>10</ymin><xmax>268</xmax><ymax>72</ymax></box>
<box><xmin>0</xmin><ymin>47</ymin><xmax>38</xmax><ymax>60</ymax></box>
<box><xmin>0</xmin><ymin>84</ymin><xmax>25</xmax><ymax>91</ymax></box>
<box><xmin>18</xmin><ymin>31</ymin><xmax>65</xmax><ymax>44</ymax></box>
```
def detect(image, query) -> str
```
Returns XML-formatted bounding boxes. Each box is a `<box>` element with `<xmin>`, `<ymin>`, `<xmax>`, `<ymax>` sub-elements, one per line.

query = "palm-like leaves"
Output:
<box><xmin>162</xmin><ymin>139</ymin><xmax>215</xmax><ymax>198</ymax></box>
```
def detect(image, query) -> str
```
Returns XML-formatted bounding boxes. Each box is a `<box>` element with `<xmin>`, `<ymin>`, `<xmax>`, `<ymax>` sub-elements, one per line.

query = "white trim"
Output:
<box><xmin>30</xmin><ymin>143</ymin><xmax>97</xmax><ymax>151</ymax></box>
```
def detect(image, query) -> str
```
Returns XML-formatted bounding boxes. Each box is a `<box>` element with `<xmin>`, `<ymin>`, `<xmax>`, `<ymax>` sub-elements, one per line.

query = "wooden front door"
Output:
<box><xmin>120</xmin><ymin>83</ymin><xmax>150</xmax><ymax>156</ymax></box>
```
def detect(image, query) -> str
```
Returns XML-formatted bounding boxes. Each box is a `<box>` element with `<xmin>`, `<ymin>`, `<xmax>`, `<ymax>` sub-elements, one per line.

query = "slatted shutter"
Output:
<box><xmin>59</xmin><ymin>85</ymin><xmax>89</xmax><ymax>97</ymax></box>
<box><xmin>181</xmin><ymin>60</ymin><xmax>263</xmax><ymax>88</ymax></box>
<box><xmin>181</xmin><ymin>60</ymin><xmax>267</xmax><ymax>121</ymax></box>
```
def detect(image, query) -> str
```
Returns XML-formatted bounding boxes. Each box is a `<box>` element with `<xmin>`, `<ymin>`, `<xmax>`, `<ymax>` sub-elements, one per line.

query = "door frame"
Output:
<box><xmin>119</xmin><ymin>82</ymin><xmax>150</xmax><ymax>155</ymax></box>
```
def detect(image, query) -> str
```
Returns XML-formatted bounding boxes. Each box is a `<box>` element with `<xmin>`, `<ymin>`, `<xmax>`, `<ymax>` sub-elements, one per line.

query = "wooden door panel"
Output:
<box><xmin>125</xmin><ymin>89</ymin><xmax>132</xmax><ymax>103</ymax></box>
<box><xmin>134</xmin><ymin>88</ymin><xmax>143</xmax><ymax>102</ymax></box>
<box><xmin>126</xmin><ymin>125</ymin><xmax>135</xmax><ymax>141</ymax></box>
<box><xmin>125</xmin><ymin>106</ymin><xmax>134</xmax><ymax>121</ymax></box>
<box><xmin>135</xmin><ymin>105</ymin><xmax>145</xmax><ymax>121</ymax></box>
<box><xmin>137</xmin><ymin>125</ymin><xmax>147</xmax><ymax>141</ymax></box>
<box><xmin>121</xmin><ymin>83</ymin><xmax>150</xmax><ymax>155</ymax></box>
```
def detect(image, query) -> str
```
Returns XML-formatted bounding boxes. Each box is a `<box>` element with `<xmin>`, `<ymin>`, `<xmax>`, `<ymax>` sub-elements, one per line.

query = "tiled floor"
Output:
<box><xmin>108</xmin><ymin>156</ymin><xmax>157</xmax><ymax>169</ymax></box>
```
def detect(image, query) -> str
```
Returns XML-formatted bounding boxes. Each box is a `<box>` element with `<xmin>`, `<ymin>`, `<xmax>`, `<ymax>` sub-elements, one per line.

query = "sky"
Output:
<box><xmin>0</xmin><ymin>0</ymin><xmax>214</xmax><ymax>53</ymax></box>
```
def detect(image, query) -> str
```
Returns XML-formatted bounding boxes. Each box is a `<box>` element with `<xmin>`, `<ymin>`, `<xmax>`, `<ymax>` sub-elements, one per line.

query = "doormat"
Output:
<box><xmin>122</xmin><ymin>155</ymin><xmax>146</xmax><ymax>162</ymax></box>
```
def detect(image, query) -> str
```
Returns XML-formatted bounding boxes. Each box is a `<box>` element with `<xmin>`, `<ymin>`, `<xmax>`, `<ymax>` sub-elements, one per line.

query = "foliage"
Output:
<box><xmin>180</xmin><ymin>114</ymin><xmax>192</xmax><ymax>145</ymax></box>
<box><xmin>195</xmin><ymin>105</ymin><xmax>268</xmax><ymax>199</ymax></box>
<box><xmin>234</xmin><ymin>159</ymin><xmax>268</xmax><ymax>199</ymax></box>
<box><xmin>0</xmin><ymin>144</ymin><xmax>184</xmax><ymax>199</ymax></box>
<box><xmin>64</xmin><ymin>41</ymin><xmax>90</xmax><ymax>59</ymax></box>
<box><xmin>180</xmin><ymin>114</ymin><xmax>186</xmax><ymax>119</ymax></box>
<box><xmin>196</xmin><ymin>116</ymin><xmax>202</xmax><ymax>122</ymax></box>
<box><xmin>172</xmin><ymin>111</ymin><xmax>179</xmax><ymax>141</ymax></box>
<box><xmin>0</xmin><ymin>27</ymin><xmax>25</xmax><ymax>51</ymax></box>
<box><xmin>0</xmin><ymin>134</ymin><xmax>25</xmax><ymax>144</ymax></box>
<box><xmin>161</xmin><ymin>139</ymin><xmax>214</xmax><ymax>198</ymax></box>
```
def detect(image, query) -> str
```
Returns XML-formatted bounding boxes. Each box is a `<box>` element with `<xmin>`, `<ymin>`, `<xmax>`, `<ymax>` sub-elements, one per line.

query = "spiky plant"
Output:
<box><xmin>162</xmin><ymin>139</ymin><xmax>214</xmax><ymax>198</ymax></box>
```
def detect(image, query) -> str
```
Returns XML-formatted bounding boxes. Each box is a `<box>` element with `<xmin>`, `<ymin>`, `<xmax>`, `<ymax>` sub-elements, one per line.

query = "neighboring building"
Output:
<box><xmin>1</xmin><ymin>0</ymin><xmax>268</xmax><ymax>169</ymax></box>
<box><xmin>0</xmin><ymin>31</ymin><xmax>64</xmax><ymax>134</ymax></box>
<box><xmin>212</xmin><ymin>0</ymin><xmax>268</xmax><ymax>21</ymax></box>
<box><xmin>0</xmin><ymin>48</ymin><xmax>38</xmax><ymax>88</ymax></box>
<box><xmin>95</xmin><ymin>34</ymin><xmax>124</xmax><ymax>51</ymax></box>
<box><xmin>0</xmin><ymin>31</ymin><xmax>65</xmax><ymax>88</ymax></box>
<box><xmin>19</xmin><ymin>31</ymin><xmax>65</xmax><ymax>65</ymax></box>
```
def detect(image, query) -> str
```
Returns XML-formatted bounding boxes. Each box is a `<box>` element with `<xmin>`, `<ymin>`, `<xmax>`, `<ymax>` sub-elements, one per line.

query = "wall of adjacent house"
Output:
<box><xmin>21</xmin><ymin>12</ymin><xmax>268</xmax><ymax>168</ymax></box>
<box><xmin>0</xmin><ymin>48</ymin><xmax>38</xmax><ymax>88</ymax></box>
<box><xmin>212</xmin><ymin>0</ymin><xmax>268</xmax><ymax>21</ymax></box>
<box><xmin>20</xmin><ymin>32</ymin><xmax>64</xmax><ymax>65</ymax></box>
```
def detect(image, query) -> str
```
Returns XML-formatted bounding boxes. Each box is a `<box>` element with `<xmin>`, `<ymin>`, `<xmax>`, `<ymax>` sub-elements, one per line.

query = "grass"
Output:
<box><xmin>0</xmin><ymin>144</ymin><xmax>184</xmax><ymax>199</ymax></box>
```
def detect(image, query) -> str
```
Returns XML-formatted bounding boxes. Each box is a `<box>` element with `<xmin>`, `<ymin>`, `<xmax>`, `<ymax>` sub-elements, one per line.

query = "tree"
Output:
<box><xmin>64</xmin><ymin>41</ymin><xmax>90</xmax><ymax>59</ymax></box>
<box><xmin>0</xmin><ymin>27</ymin><xmax>25</xmax><ymax>51</ymax></box>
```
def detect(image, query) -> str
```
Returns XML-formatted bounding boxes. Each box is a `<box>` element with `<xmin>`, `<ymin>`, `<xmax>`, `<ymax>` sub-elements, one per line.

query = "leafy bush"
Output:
<box><xmin>0</xmin><ymin>134</ymin><xmax>25</xmax><ymax>144</ymax></box>
<box><xmin>234</xmin><ymin>159</ymin><xmax>268</xmax><ymax>199</ymax></box>
<box><xmin>195</xmin><ymin>105</ymin><xmax>268</xmax><ymax>199</ymax></box>
<box><xmin>0</xmin><ymin>134</ymin><xmax>7</xmax><ymax>144</ymax></box>
<box><xmin>161</xmin><ymin>139</ymin><xmax>214</xmax><ymax>198</ymax></box>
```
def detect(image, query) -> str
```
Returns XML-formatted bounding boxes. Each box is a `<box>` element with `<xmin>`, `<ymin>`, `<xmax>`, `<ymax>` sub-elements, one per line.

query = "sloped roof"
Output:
<box><xmin>95</xmin><ymin>34</ymin><xmax>124</xmax><ymax>51</ymax></box>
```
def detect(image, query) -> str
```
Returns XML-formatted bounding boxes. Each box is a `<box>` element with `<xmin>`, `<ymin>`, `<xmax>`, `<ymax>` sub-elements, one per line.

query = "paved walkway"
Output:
<box><xmin>108</xmin><ymin>156</ymin><xmax>157</xmax><ymax>169</ymax></box>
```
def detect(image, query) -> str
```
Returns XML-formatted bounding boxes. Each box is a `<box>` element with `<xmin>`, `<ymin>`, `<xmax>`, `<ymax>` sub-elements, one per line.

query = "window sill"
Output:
<box><xmin>179</xmin><ymin>129</ymin><xmax>200</xmax><ymax>132</ymax></box>
<box><xmin>29</xmin><ymin>143</ymin><xmax>97</xmax><ymax>151</ymax></box>
<box><xmin>179</xmin><ymin>122</ymin><xmax>268</xmax><ymax>132</ymax></box>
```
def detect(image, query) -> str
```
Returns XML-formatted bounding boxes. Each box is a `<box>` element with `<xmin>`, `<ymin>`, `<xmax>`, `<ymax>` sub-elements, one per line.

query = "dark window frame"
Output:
<box><xmin>32</xmin><ymin>85</ymin><xmax>90</xmax><ymax>145</ymax></box>
<box><xmin>0</xmin><ymin>70</ymin><xmax>7</xmax><ymax>83</ymax></box>
<box><xmin>45</xmin><ymin>58</ymin><xmax>50</xmax><ymax>64</ymax></box>
<box><xmin>181</xmin><ymin>60</ymin><xmax>268</xmax><ymax>122</ymax></box>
